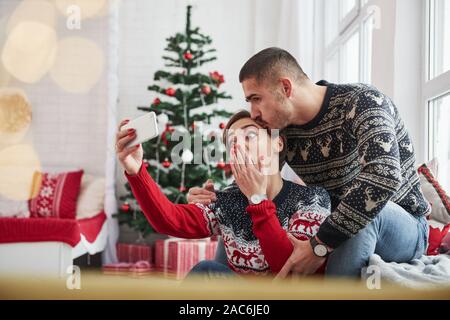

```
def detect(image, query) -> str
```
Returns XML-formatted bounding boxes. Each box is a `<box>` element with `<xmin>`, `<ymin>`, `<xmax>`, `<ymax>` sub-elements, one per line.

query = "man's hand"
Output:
<box><xmin>186</xmin><ymin>179</ymin><xmax>217</xmax><ymax>205</ymax></box>
<box><xmin>275</xmin><ymin>234</ymin><xmax>326</xmax><ymax>279</ymax></box>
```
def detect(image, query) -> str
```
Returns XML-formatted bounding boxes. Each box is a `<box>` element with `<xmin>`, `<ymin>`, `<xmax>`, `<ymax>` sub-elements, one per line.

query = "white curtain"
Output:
<box><xmin>252</xmin><ymin>0</ymin><xmax>322</xmax><ymax>81</ymax></box>
<box><xmin>102</xmin><ymin>0</ymin><xmax>120</xmax><ymax>265</ymax></box>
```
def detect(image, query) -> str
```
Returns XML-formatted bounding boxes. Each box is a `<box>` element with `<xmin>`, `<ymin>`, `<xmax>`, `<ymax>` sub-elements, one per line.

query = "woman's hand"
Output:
<box><xmin>116</xmin><ymin>119</ymin><xmax>143</xmax><ymax>176</ymax></box>
<box><xmin>230</xmin><ymin>144</ymin><xmax>267</xmax><ymax>201</ymax></box>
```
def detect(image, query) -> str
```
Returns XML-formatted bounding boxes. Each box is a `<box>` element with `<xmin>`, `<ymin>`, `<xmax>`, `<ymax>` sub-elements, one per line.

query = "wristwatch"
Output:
<box><xmin>310</xmin><ymin>237</ymin><xmax>331</xmax><ymax>258</ymax></box>
<box><xmin>249</xmin><ymin>194</ymin><xmax>268</xmax><ymax>205</ymax></box>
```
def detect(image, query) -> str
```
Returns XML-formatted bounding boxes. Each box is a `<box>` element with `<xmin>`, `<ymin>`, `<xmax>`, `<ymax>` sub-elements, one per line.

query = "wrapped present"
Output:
<box><xmin>102</xmin><ymin>261</ymin><xmax>153</xmax><ymax>276</ymax></box>
<box><xmin>155</xmin><ymin>238</ymin><xmax>218</xmax><ymax>279</ymax></box>
<box><xmin>102</xmin><ymin>262</ymin><xmax>134</xmax><ymax>275</ymax></box>
<box><xmin>116</xmin><ymin>243</ymin><xmax>153</xmax><ymax>264</ymax></box>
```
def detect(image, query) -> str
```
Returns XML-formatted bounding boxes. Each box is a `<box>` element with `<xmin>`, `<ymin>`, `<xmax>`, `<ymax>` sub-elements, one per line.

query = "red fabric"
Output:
<box><xmin>78</xmin><ymin>211</ymin><xmax>107</xmax><ymax>243</ymax></box>
<box><xmin>418</xmin><ymin>164</ymin><xmax>450</xmax><ymax>214</ymax></box>
<box><xmin>116</xmin><ymin>242</ymin><xmax>153</xmax><ymax>263</ymax></box>
<box><xmin>427</xmin><ymin>224</ymin><xmax>450</xmax><ymax>255</ymax></box>
<box><xmin>29</xmin><ymin>170</ymin><xmax>84</xmax><ymax>219</ymax></box>
<box><xmin>0</xmin><ymin>211</ymin><xmax>106</xmax><ymax>247</ymax></box>
<box><xmin>0</xmin><ymin>217</ymin><xmax>80</xmax><ymax>247</ymax></box>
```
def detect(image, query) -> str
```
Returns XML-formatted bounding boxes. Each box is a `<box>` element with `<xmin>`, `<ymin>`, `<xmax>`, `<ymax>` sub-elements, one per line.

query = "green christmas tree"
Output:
<box><xmin>118</xmin><ymin>5</ymin><xmax>233</xmax><ymax>237</ymax></box>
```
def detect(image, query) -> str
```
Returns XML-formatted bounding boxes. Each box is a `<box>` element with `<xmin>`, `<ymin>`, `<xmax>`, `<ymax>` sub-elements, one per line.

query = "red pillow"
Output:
<box><xmin>427</xmin><ymin>224</ymin><xmax>450</xmax><ymax>256</ymax></box>
<box><xmin>29</xmin><ymin>170</ymin><xmax>83</xmax><ymax>219</ymax></box>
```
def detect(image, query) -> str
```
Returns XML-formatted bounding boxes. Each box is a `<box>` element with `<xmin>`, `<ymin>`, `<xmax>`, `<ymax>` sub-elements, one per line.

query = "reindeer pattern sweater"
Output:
<box><xmin>125</xmin><ymin>164</ymin><xmax>331</xmax><ymax>275</ymax></box>
<box><xmin>284</xmin><ymin>80</ymin><xmax>431</xmax><ymax>249</ymax></box>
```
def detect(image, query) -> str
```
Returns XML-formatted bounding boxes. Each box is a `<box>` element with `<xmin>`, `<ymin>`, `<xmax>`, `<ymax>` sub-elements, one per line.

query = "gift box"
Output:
<box><xmin>102</xmin><ymin>261</ymin><xmax>153</xmax><ymax>276</ymax></box>
<box><xmin>116</xmin><ymin>242</ymin><xmax>153</xmax><ymax>264</ymax></box>
<box><xmin>155</xmin><ymin>238</ymin><xmax>218</xmax><ymax>279</ymax></box>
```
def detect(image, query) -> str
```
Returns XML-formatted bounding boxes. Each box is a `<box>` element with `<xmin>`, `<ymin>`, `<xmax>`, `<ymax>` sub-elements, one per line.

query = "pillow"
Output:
<box><xmin>0</xmin><ymin>195</ymin><xmax>30</xmax><ymax>218</ymax></box>
<box><xmin>29</xmin><ymin>169</ymin><xmax>83</xmax><ymax>219</ymax></box>
<box><xmin>76</xmin><ymin>174</ymin><xmax>105</xmax><ymax>219</ymax></box>
<box><xmin>418</xmin><ymin>163</ymin><xmax>450</xmax><ymax>224</ymax></box>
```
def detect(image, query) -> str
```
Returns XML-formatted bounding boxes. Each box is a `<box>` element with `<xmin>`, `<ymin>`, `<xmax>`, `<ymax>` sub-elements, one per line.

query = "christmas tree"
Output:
<box><xmin>118</xmin><ymin>5</ymin><xmax>233</xmax><ymax>237</ymax></box>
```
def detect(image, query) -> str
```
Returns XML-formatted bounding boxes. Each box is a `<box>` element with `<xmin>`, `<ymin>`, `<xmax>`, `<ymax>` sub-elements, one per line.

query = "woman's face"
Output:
<box><xmin>226</xmin><ymin>117</ymin><xmax>283</xmax><ymax>174</ymax></box>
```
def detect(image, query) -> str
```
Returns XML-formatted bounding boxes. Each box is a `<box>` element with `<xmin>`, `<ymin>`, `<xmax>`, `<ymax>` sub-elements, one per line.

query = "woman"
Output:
<box><xmin>115</xmin><ymin>110</ymin><xmax>331</xmax><ymax>276</ymax></box>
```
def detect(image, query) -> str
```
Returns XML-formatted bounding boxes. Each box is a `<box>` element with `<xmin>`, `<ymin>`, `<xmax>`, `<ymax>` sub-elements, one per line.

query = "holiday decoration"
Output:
<box><xmin>219</xmin><ymin>122</ymin><xmax>225</xmax><ymax>129</ymax></box>
<box><xmin>209</xmin><ymin>71</ymin><xmax>225</xmax><ymax>87</ymax></box>
<box><xmin>201</xmin><ymin>84</ymin><xmax>211</xmax><ymax>95</ymax></box>
<box><xmin>165</xmin><ymin>87</ymin><xmax>176</xmax><ymax>97</ymax></box>
<box><xmin>162</xmin><ymin>159</ymin><xmax>171</xmax><ymax>168</ymax></box>
<box><xmin>117</xmin><ymin>6</ymin><xmax>233</xmax><ymax>237</ymax></box>
<box><xmin>121</xmin><ymin>202</ymin><xmax>130</xmax><ymax>212</ymax></box>
<box><xmin>153</xmin><ymin>97</ymin><xmax>161</xmax><ymax>106</ymax></box>
<box><xmin>155</xmin><ymin>238</ymin><xmax>218</xmax><ymax>279</ymax></box>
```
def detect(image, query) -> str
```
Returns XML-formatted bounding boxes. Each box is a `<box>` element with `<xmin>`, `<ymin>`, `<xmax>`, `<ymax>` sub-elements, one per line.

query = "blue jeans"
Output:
<box><xmin>185</xmin><ymin>260</ymin><xmax>235</xmax><ymax>279</ymax></box>
<box><xmin>326</xmin><ymin>201</ymin><xmax>429</xmax><ymax>278</ymax></box>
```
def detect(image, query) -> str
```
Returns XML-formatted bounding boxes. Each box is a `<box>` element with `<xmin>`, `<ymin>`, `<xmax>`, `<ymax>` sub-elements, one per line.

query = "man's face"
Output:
<box><xmin>242</xmin><ymin>77</ymin><xmax>291</xmax><ymax>130</ymax></box>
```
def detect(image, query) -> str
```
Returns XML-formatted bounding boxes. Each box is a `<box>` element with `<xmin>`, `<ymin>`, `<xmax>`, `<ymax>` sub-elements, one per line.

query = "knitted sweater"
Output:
<box><xmin>125</xmin><ymin>164</ymin><xmax>331</xmax><ymax>275</ymax></box>
<box><xmin>284</xmin><ymin>80</ymin><xmax>431</xmax><ymax>249</ymax></box>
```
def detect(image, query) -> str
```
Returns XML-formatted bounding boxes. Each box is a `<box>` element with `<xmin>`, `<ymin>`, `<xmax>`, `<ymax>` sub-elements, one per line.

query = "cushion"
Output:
<box><xmin>76</xmin><ymin>174</ymin><xmax>105</xmax><ymax>219</ymax></box>
<box><xmin>29</xmin><ymin>169</ymin><xmax>83</xmax><ymax>219</ymax></box>
<box><xmin>418</xmin><ymin>163</ymin><xmax>450</xmax><ymax>224</ymax></box>
<box><xmin>0</xmin><ymin>195</ymin><xmax>29</xmax><ymax>218</ymax></box>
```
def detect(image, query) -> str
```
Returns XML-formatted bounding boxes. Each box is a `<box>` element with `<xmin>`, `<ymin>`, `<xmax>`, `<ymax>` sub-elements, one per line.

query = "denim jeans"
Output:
<box><xmin>185</xmin><ymin>260</ymin><xmax>235</xmax><ymax>280</ymax></box>
<box><xmin>326</xmin><ymin>201</ymin><xmax>430</xmax><ymax>278</ymax></box>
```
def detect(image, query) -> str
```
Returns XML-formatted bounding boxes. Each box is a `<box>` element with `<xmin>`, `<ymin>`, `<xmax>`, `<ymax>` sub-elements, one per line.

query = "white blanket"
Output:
<box><xmin>363</xmin><ymin>254</ymin><xmax>450</xmax><ymax>288</ymax></box>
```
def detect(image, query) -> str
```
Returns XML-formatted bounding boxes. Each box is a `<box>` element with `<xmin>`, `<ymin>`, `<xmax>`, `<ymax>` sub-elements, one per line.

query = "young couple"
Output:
<box><xmin>115</xmin><ymin>47</ymin><xmax>430</xmax><ymax>279</ymax></box>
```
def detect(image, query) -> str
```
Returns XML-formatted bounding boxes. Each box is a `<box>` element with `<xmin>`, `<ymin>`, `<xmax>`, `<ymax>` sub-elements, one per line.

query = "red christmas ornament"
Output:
<box><xmin>162</xmin><ymin>159</ymin><xmax>171</xmax><ymax>168</ymax></box>
<box><xmin>209</xmin><ymin>71</ymin><xmax>225</xmax><ymax>87</ymax></box>
<box><xmin>201</xmin><ymin>85</ymin><xmax>211</xmax><ymax>95</ymax></box>
<box><xmin>191</xmin><ymin>122</ymin><xmax>196</xmax><ymax>130</ymax></box>
<box><xmin>219</xmin><ymin>122</ymin><xmax>225</xmax><ymax>129</ymax></box>
<box><xmin>217</xmin><ymin>161</ymin><xmax>226</xmax><ymax>169</ymax></box>
<box><xmin>121</xmin><ymin>202</ymin><xmax>130</xmax><ymax>212</ymax></box>
<box><xmin>165</xmin><ymin>88</ymin><xmax>176</xmax><ymax>97</ymax></box>
<box><xmin>183</xmin><ymin>51</ymin><xmax>193</xmax><ymax>60</ymax></box>
<box><xmin>179</xmin><ymin>186</ymin><xmax>187</xmax><ymax>192</ymax></box>
<box><xmin>153</xmin><ymin>98</ymin><xmax>161</xmax><ymax>106</ymax></box>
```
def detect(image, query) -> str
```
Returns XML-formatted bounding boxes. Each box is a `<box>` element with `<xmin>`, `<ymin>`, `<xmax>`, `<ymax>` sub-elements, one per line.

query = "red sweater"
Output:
<box><xmin>125</xmin><ymin>164</ymin><xmax>330</xmax><ymax>275</ymax></box>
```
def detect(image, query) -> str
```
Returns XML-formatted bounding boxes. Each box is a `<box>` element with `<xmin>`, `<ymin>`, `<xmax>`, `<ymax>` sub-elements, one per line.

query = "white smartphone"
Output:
<box><xmin>122</xmin><ymin>112</ymin><xmax>159</xmax><ymax>147</ymax></box>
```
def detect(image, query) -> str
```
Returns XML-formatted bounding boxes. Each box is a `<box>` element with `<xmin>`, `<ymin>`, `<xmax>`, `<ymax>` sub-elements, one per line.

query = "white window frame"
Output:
<box><xmin>324</xmin><ymin>0</ymin><xmax>375</xmax><ymax>84</ymax></box>
<box><xmin>423</xmin><ymin>0</ymin><xmax>450</xmax><ymax>162</ymax></box>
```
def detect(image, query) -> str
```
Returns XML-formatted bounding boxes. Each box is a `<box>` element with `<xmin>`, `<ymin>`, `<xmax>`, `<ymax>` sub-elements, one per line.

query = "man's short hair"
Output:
<box><xmin>239</xmin><ymin>47</ymin><xmax>308</xmax><ymax>85</ymax></box>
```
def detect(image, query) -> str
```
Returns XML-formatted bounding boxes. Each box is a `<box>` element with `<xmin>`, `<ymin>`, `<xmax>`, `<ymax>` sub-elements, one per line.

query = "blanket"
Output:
<box><xmin>362</xmin><ymin>254</ymin><xmax>450</xmax><ymax>288</ymax></box>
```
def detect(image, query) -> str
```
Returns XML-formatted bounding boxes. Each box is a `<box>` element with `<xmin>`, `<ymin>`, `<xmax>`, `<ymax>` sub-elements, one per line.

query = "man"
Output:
<box><xmin>188</xmin><ymin>47</ymin><xmax>430</xmax><ymax>278</ymax></box>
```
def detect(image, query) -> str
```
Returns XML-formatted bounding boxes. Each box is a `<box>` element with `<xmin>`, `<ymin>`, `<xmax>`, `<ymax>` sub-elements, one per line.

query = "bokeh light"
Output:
<box><xmin>49</xmin><ymin>37</ymin><xmax>104</xmax><ymax>93</ymax></box>
<box><xmin>0</xmin><ymin>87</ymin><xmax>32</xmax><ymax>146</ymax></box>
<box><xmin>6</xmin><ymin>0</ymin><xmax>57</xmax><ymax>35</ymax></box>
<box><xmin>1</xmin><ymin>21</ymin><xmax>57</xmax><ymax>83</ymax></box>
<box><xmin>0</xmin><ymin>144</ymin><xmax>41</xmax><ymax>201</ymax></box>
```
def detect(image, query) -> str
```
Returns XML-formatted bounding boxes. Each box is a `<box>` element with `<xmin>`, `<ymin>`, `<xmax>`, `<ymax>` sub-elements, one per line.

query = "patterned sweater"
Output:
<box><xmin>125</xmin><ymin>164</ymin><xmax>331</xmax><ymax>275</ymax></box>
<box><xmin>284</xmin><ymin>80</ymin><xmax>431</xmax><ymax>249</ymax></box>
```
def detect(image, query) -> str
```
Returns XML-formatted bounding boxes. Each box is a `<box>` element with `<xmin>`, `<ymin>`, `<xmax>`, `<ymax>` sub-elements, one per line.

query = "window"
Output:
<box><xmin>429</xmin><ymin>0</ymin><xmax>450</xmax><ymax>79</ymax></box>
<box><xmin>424</xmin><ymin>0</ymin><xmax>450</xmax><ymax>189</ymax></box>
<box><xmin>428</xmin><ymin>93</ymin><xmax>450</xmax><ymax>191</ymax></box>
<box><xmin>324</xmin><ymin>0</ymin><xmax>374</xmax><ymax>84</ymax></box>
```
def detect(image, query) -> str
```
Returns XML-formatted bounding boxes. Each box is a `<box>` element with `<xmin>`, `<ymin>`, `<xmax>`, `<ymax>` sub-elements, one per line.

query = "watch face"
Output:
<box><xmin>313</xmin><ymin>244</ymin><xmax>328</xmax><ymax>257</ymax></box>
<box><xmin>250</xmin><ymin>194</ymin><xmax>261</xmax><ymax>205</ymax></box>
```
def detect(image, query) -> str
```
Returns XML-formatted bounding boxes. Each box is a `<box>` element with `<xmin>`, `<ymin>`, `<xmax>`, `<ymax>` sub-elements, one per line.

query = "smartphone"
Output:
<box><xmin>122</xmin><ymin>112</ymin><xmax>159</xmax><ymax>147</ymax></box>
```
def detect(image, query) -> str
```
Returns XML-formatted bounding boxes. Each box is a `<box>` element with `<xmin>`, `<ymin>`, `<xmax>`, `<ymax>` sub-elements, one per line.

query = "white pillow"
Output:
<box><xmin>0</xmin><ymin>195</ymin><xmax>30</xmax><ymax>218</ymax></box>
<box><xmin>76</xmin><ymin>174</ymin><xmax>105</xmax><ymax>219</ymax></box>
